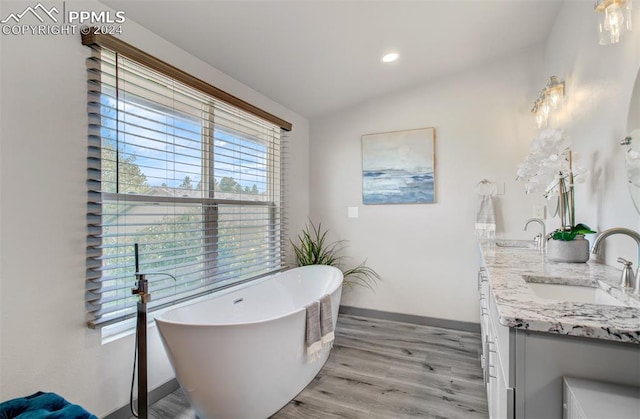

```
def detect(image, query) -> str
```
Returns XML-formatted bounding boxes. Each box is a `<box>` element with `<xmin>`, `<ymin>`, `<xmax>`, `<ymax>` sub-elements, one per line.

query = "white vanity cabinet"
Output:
<box><xmin>477</xmin><ymin>263</ymin><xmax>640</xmax><ymax>419</ymax></box>
<box><xmin>479</xmin><ymin>266</ymin><xmax>515</xmax><ymax>419</ymax></box>
<box><xmin>488</xmin><ymin>287</ymin><xmax>515</xmax><ymax>419</ymax></box>
<box><xmin>478</xmin><ymin>268</ymin><xmax>489</xmax><ymax>378</ymax></box>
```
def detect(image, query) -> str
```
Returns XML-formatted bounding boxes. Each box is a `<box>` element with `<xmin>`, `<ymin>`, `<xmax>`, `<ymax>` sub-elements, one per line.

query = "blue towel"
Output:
<box><xmin>0</xmin><ymin>392</ymin><xmax>97</xmax><ymax>419</ymax></box>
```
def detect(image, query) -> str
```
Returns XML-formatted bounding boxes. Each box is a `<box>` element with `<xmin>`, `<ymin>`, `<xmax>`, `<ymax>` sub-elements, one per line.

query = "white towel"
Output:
<box><xmin>305</xmin><ymin>295</ymin><xmax>334</xmax><ymax>362</ymax></box>
<box><xmin>475</xmin><ymin>181</ymin><xmax>497</xmax><ymax>238</ymax></box>
<box><xmin>475</xmin><ymin>195</ymin><xmax>496</xmax><ymax>238</ymax></box>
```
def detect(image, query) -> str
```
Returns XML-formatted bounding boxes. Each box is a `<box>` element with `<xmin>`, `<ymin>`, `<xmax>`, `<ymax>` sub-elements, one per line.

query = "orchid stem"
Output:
<box><xmin>567</xmin><ymin>150</ymin><xmax>575</xmax><ymax>229</ymax></box>
<box><xmin>558</xmin><ymin>171</ymin><xmax>567</xmax><ymax>230</ymax></box>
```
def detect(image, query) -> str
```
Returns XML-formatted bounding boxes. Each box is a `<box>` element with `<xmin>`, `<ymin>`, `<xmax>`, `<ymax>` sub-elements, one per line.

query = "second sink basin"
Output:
<box><xmin>526</xmin><ymin>282</ymin><xmax>626</xmax><ymax>307</ymax></box>
<box><xmin>494</xmin><ymin>240</ymin><xmax>536</xmax><ymax>249</ymax></box>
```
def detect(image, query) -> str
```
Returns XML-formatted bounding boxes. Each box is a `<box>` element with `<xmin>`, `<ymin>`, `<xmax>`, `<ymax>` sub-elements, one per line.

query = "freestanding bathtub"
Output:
<box><xmin>155</xmin><ymin>265</ymin><xmax>343</xmax><ymax>419</ymax></box>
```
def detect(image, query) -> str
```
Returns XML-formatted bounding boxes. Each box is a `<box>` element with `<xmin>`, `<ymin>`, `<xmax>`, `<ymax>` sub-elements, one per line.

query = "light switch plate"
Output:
<box><xmin>347</xmin><ymin>206</ymin><xmax>359</xmax><ymax>218</ymax></box>
<box><xmin>533</xmin><ymin>204</ymin><xmax>546</xmax><ymax>219</ymax></box>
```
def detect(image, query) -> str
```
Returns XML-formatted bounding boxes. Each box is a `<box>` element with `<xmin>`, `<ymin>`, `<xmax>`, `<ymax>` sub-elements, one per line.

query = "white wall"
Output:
<box><xmin>0</xmin><ymin>0</ymin><xmax>309</xmax><ymax>415</ymax></box>
<box><xmin>309</xmin><ymin>46</ymin><xmax>544</xmax><ymax>323</ymax></box>
<box><xmin>543</xmin><ymin>2</ymin><xmax>640</xmax><ymax>266</ymax></box>
<box><xmin>2</xmin><ymin>0</ymin><xmax>638</xmax><ymax>414</ymax></box>
<box><xmin>308</xmin><ymin>2</ymin><xmax>640</xmax><ymax>325</ymax></box>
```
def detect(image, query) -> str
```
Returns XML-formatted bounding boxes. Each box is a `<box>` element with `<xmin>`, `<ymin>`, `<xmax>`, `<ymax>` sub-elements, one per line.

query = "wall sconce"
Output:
<box><xmin>531</xmin><ymin>92</ymin><xmax>549</xmax><ymax>129</ymax></box>
<box><xmin>544</xmin><ymin>76</ymin><xmax>565</xmax><ymax>109</ymax></box>
<box><xmin>595</xmin><ymin>0</ymin><xmax>633</xmax><ymax>45</ymax></box>
<box><xmin>531</xmin><ymin>76</ymin><xmax>565</xmax><ymax>129</ymax></box>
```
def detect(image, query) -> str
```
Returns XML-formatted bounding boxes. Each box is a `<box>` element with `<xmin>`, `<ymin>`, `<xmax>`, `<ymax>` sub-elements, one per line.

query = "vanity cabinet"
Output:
<box><xmin>477</xmin><ymin>266</ymin><xmax>640</xmax><ymax>419</ymax></box>
<box><xmin>563</xmin><ymin>377</ymin><xmax>640</xmax><ymax>418</ymax></box>
<box><xmin>479</xmin><ymin>267</ymin><xmax>515</xmax><ymax>419</ymax></box>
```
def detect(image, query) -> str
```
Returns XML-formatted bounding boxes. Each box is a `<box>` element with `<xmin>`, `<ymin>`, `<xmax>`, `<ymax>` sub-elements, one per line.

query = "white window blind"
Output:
<box><xmin>84</xmin><ymin>37</ymin><xmax>289</xmax><ymax>328</ymax></box>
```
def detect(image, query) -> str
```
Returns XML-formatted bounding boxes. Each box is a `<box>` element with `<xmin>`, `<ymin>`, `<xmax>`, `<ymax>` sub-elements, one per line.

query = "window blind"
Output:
<box><xmin>84</xmin><ymin>36</ymin><xmax>289</xmax><ymax>328</ymax></box>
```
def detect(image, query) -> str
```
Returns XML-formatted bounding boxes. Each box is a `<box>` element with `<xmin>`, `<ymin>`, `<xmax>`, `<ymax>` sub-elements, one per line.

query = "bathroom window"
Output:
<box><xmin>83</xmin><ymin>35</ymin><xmax>290</xmax><ymax>329</ymax></box>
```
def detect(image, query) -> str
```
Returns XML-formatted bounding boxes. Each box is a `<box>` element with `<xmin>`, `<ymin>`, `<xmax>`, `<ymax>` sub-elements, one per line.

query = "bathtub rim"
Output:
<box><xmin>155</xmin><ymin>264</ymin><xmax>343</xmax><ymax>328</ymax></box>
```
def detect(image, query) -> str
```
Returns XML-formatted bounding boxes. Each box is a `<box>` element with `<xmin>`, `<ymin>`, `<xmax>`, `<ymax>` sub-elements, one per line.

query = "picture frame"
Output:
<box><xmin>361</xmin><ymin>127</ymin><xmax>436</xmax><ymax>205</ymax></box>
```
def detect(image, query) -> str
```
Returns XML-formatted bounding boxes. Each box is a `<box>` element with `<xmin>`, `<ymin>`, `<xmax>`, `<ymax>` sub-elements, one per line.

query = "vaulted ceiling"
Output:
<box><xmin>101</xmin><ymin>0</ymin><xmax>563</xmax><ymax>119</ymax></box>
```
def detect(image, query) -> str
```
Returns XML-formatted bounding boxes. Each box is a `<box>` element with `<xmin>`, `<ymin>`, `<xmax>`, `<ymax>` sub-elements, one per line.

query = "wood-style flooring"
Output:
<box><xmin>140</xmin><ymin>314</ymin><xmax>488</xmax><ymax>419</ymax></box>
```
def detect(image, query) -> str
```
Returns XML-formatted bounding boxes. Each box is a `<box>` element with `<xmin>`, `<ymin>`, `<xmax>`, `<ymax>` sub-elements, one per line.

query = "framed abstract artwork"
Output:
<box><xmin>361</xmin><ymin>127</ymin><xmax>435</xmax><ymax>204</ymax></box>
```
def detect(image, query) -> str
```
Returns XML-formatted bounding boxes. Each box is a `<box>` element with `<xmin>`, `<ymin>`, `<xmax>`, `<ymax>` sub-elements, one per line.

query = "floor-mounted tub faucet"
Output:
<box><xmin>131</xmin><ymin>244</ymin><xmax>177</xmax><ymax>419</ymax></box>
<box><xmin>591</xmin><ymin>227</ymin><xmax>640</xmax><ymax>294</ymax></box>
<box><xmin>524</xmin><ymin>218</ymin><xmax>546</xmax><ymax>250</ymax></box>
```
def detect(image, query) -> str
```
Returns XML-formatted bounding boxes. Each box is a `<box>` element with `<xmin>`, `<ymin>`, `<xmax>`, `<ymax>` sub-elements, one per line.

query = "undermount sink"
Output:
<box><xmin>494</xmin><ymin>240</ymin><xmax>536</xmax><ymax>249</ymax></box>
<box><xmin>525</xmin><ymin>282</ymin><xmax>627</xmax><ymax>307</ymax></box>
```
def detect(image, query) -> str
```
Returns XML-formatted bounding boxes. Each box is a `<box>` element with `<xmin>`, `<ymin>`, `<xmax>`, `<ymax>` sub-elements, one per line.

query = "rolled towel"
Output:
<box><xmin>320</xmin><ymin>294</ymin><xmax>334</xmax><ymax>346</ymax></box>
<box><xmin>305</xmin><ymin>301</ymin><xmax>322</xmax><ymax>360</ymax></box>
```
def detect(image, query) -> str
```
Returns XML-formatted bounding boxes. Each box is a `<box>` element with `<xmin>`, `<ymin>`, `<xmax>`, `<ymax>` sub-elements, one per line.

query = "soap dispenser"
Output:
<box><xmin>617</xmin><ymin>257</ymin><xmax>634</xmax><ymax>288</ymax></box>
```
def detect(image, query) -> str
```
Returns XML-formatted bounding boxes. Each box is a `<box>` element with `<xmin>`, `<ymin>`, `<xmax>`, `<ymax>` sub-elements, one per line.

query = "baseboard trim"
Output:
<box><xmin>339</xmin><ymin>305</ymin><xmax>480</xmax><ymax>333</ymax></box>
<box><xmin>103</xmin><ymin>378</ymin><xmax>180</xmax><ymax>419</ymax></box>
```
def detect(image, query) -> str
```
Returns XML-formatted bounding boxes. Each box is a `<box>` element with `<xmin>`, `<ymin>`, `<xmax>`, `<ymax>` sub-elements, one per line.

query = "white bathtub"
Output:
<box><xmin>155</xmin><ymin>265</ymin><xmax>343</xmax><ymax>419</ymax></box>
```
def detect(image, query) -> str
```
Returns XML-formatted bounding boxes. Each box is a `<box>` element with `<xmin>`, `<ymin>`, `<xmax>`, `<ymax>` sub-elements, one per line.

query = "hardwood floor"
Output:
<box><xmin>142</xmin><ymin>315</ymin><xmax>488</xmax><ymax>419</ymax></box>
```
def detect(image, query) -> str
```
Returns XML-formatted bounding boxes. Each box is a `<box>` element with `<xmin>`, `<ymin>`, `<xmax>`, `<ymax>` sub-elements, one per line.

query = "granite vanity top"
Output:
<box><xmin>478</xmin><ymin>239</ymin><xmax>640</xmax><ymax>344</ymax></box>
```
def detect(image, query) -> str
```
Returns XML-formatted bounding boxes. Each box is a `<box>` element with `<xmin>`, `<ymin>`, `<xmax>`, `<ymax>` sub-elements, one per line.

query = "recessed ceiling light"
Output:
<box><xmin>382</xmin><ymin>52</ymin><xmax>399</xmax><ymax>63</ymax></box>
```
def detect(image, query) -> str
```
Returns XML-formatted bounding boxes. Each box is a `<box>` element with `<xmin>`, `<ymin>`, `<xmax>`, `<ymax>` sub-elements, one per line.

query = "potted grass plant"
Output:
<box><xmin>291</xmin><ymin>220</ymin><xmax>380</xmax><ymax>290</ymax></box>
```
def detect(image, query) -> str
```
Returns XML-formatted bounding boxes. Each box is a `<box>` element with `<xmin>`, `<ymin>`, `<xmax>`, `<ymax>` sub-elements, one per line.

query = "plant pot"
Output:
<box><xmin>546</xmin><ymin>235</ymin><xmax>590</xmax><ymax>263</ymax></box>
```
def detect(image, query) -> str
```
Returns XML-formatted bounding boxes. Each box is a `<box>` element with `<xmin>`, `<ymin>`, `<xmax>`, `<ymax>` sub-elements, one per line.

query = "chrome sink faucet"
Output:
<box><xmin>524</xmin><ymin>218</ymin><xmax>546</xmax><ymax>250</ymax></box>
<box><xmin>591</xmin><ymin>227</ymin><xmax>640</xmax><ymax>294</ymax></box>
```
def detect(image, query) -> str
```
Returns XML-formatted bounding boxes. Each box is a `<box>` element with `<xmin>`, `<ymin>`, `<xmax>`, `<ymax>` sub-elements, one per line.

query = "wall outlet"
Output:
<box><xmin>533</xmin><ymin>205</ymin><xmax>546</xmax><ymax>219</ymax></box>
<box><xmin>347</xmin><ymin>206</ymin><xmax>359</xmax><ymax>218</ymax></box>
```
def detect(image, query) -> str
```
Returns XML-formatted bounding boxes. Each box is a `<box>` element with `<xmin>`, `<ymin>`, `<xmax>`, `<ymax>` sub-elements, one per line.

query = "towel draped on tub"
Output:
<box><xmin>0</xmin><ymin>392</ymin><xmax>97</xmax><ymax>419</ymax></box>
<box><xmin>305</xmin><ymin>294</ymin><xmax>335</xmax><ymax>362</ymax></box>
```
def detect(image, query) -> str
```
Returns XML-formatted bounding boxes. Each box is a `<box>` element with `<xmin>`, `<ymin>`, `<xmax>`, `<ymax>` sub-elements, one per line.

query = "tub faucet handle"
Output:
<box><xmin>132</xmin><ymin>274</ymin><xmax>151</xmax><ymax>303</ymax></box>
<box><xmin>132</xmin><ymin>272</ymin><xmax>176</xmax><ymax>304</ymax></box>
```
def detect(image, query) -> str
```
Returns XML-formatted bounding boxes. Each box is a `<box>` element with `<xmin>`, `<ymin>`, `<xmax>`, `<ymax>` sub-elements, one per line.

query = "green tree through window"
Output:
<box><xmin>88</xmin><ymin>51</ymin><xmax>284</xmax><ymax>329</ymax></box>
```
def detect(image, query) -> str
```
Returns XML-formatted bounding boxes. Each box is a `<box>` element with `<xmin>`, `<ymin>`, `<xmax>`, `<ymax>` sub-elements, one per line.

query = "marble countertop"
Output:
<box><xmin>478</xmin><ymin>239</ymin><xmax>640</xmax><ymax>344</ymax></box>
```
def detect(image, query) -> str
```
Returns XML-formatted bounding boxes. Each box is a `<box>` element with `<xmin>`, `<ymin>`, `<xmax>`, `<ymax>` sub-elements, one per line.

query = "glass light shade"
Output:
<box><xmin>548</xmin><ymin>90</ymin><xmax>561</xmax><ymax>108</ymax></box>
<box><xmin>596</xmin><ymin>0</ymin><xmax>632</xmax><ymax>45</ymax></box>
<box><xmin>532</xmin><ymin>88</ymin><xmax>554</xmax><ymax>129</ymax></box>
<box><xmin>540</xmin><ymin>99</ymin><xmax>551</xmax><ymax>116</ymax></box>
<box><xmin>536</xmin><ymin>110</ymin><xmax>548</xmax><ymax>129</ymax></box>
<box><xmin>543</xmin><ymin>76</ymin><xmax>565</xmax><ymax>109</ymax></box>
